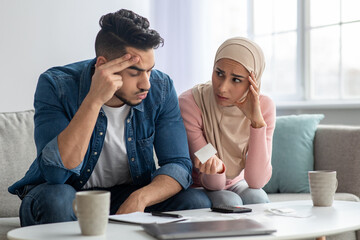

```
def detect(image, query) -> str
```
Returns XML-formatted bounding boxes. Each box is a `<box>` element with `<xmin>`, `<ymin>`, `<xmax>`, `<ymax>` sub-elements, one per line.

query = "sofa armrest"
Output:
<box><xmin>0</xmin><ymin>110</ymin><xmax>36</xmax><ymax>217</ymax></box>
<box><xmin>314</xmin><ymin>125</ymin><xmax>360</xmax><ymax>198</ymax></box>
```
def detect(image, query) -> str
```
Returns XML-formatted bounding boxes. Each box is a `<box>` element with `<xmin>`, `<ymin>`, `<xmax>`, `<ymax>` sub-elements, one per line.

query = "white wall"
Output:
<box><xmin>0</xmin><ymin>0</ymin><xmax>150</xmax><ymax>112</ymax></box>
<box><xmin>1</xmin><ymin>0</ymin><xmax>359</xmax><ymax>126</ymax></box>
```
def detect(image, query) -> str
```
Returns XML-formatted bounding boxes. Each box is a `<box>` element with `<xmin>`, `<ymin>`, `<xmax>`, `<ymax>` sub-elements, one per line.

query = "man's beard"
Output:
<box><xmin>114</xmin><ymin>92</ymin><xmax>141</xmax><ymax>107</ymax></box>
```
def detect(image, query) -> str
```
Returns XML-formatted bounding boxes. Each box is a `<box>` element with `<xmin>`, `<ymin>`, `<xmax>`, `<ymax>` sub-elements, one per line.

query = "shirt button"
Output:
<box><xmin>99</xmin><ymin>132</ymin><xmax>103</xmax><ymax>136</ymax></box>
<box><xmin>127</xmin><ymin>119</ymin><xmax>130</xmax><ymax>123</ymax></box>
<box><xmin>80</xmin><ymin>181</ymin><xmax>83</xmax><ymax>184</ymax></box>
<box><xmin>131</xmin><ymin>157</ymin><xmax>135</xmax><ymax>161</ymax></box>
<box><xmin>128</xmin><ymin>137</ymin><xmax>132</xmax><ymax>142</ymax></box>
<box><xmin>93</xmin><ymin>152</ymin><xmax>98</xmax><ymax>155</ymax></box>
<box><xmin>87</xmin><ymin>169</ymin><xmax>91</xmax><ymax>172</ymax></box>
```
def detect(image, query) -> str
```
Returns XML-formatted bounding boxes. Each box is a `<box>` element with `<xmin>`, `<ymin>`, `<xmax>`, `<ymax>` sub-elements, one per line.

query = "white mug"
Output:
<box><xmin>308</xmin><ymin>170</ymin><xmax>338</xmax><ymax>207</ymax></box>
<box><xmin>73</xmin><ymin>190</ymin><xmax>110</xmax><ymax>236</ymax></box>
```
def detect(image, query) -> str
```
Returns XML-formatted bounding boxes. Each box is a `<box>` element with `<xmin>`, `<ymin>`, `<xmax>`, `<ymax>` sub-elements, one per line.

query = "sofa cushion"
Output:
<box><xmin>0</xmin><ymin>110</ymin><xmax>36</xmax><ymax>217</ymax></box>
<box><xmin>314</xmin><ymin>125</ymin><xmax>360</xmax><ymax>200</ymax></box>
<box><xmin>263</xmin><ymin>114</ymin><xmax>324</xmax><ymax>193</ymax></box>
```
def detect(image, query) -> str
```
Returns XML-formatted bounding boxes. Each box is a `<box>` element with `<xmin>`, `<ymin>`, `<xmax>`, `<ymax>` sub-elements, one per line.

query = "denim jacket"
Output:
<box><xmin>8</xmin><ymin>58</ymin><xmax>192</xmax><ymax>197</ymax></box>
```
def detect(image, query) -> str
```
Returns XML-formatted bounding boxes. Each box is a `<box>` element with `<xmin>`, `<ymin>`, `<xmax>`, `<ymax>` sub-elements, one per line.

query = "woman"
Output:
<box><xmin>179</xmin><ymin>37</ymin><xmax>276</xmax><ymax>206</ymax></box>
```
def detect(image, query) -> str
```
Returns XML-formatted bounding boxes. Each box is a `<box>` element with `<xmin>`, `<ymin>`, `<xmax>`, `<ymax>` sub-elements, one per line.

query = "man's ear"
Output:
<box><xmin>95</xmin><ymin>56</ymin><xmax>107</xmax><ymax>67</ymax></box>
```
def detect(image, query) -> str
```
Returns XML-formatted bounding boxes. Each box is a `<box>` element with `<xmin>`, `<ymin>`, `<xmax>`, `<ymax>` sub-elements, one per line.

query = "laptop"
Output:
<box><xmin>141</xmin><ymin>218</ymin><xmax>276</xmax><ymax>239</ymax></box>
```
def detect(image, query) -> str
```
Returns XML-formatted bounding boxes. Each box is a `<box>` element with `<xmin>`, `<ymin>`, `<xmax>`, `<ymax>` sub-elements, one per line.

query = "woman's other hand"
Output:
<box><xmin>234</xmin><ymin>72</ymin><xmax>266</xmax><ymax>128</ymax></box>
<box><xmin>194</xmin><ymin>155</ymin><xmax>224</xmax><ymax>175</ymax></box>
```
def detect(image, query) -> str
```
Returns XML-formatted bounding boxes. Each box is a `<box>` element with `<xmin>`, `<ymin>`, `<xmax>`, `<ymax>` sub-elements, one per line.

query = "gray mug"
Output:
<box><xmin>308</xmin><ymin>170</ymin><xmax>338</xmax><ymax>207</ymax></box>
<box><xmin>73</xmin><ymin>190</ymin><xmax>110</xmax><ymax>236</ymax></box>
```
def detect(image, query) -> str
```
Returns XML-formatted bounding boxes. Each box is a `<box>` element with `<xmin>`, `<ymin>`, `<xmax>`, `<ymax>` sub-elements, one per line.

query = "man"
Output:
<box><xmin>8</xmin><ymin>9</ymin><xmax>211</xmax><ymax>227</ymax></box>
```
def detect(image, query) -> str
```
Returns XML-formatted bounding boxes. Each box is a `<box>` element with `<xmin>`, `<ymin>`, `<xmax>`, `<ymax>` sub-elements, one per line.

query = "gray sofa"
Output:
<box><xmin>1</xmin><ymin>110</ymin><xmax>360</xmax><ymax>240</ymax></box>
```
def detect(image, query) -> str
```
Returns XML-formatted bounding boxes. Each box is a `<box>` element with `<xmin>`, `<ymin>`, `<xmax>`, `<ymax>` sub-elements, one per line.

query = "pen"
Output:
<box><xmin>151</xmin><ymin>211</ymin><xmax>183</xmax><ymax>218</ymax></box>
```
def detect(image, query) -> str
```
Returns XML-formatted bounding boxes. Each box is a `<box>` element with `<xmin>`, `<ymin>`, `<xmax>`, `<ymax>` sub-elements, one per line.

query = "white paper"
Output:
<box><xmin>194</xmin><ymin>143</ymin><xmax>217</xmax><ymax>164</ymax></box>
<box><xmin>266</xmin><ymin>208</ymin><xmax>312</xmax><ymax>218</ymax></box>
<box><xmin>109</xmin><ymin>212</ymin><xmax>186</xmax><ymax>224</ymax></box>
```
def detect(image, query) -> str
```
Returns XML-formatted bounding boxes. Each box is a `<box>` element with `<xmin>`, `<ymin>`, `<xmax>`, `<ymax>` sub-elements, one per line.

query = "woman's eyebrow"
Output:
<box><xmin>216</xmin><ymin>67</ymin><xmax>225</xmax><ymax>74</ymax></box>
<box><xmin>216</xmin><ymin>67</ymin><xmax>246</xmax><ymax>79</ymax></box>
<box><xmin>231</xmin><ymin>73</ymin><xmax>246</xmax><ymax>79</ymax></box>
<box><xmin>216</xmin><ymin>67</ymin><xmax>246</xmax><ymax>78</ymax></box>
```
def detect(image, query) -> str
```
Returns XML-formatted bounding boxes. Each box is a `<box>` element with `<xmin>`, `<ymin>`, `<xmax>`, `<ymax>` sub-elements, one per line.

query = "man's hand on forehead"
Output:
<box><xmin>89</xmin><ymin>54</ymin><xmax>140</xmax><ymax>106</ymax></box>
<box><xmin>101</xmin><ymin>54</ymin><xmax>139</xmax><ymax>73</ymax></box>
<box><xmin>96</xmin><ymin>54</ymin><xmax>139</xmax><ymax>69</ymax></box>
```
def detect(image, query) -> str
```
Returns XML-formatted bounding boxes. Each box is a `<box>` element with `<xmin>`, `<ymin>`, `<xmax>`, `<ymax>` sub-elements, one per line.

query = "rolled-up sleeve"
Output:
<box><xmin>152</xmin><ymin>163</ymin><xmax>192</xmax><ymax>189</ymax></box>
<box><xmin>39</xmin><ymin>136</ymin><xmax>83</xmax><ymax>183</ymax></box>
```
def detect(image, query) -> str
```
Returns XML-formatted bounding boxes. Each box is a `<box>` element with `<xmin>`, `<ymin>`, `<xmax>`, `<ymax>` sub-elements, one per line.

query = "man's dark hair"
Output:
<box><xmin>95</xmin><ymin>9</ymin><xmax>164</xmax><ymax>60</ymax></box>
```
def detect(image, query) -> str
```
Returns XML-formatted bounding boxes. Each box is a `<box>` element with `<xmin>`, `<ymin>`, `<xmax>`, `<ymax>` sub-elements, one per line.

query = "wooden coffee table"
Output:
<box><xmin>7</xmin><ymin>200</ymin><xmax>360</xmax><ymax>240</ymax></box>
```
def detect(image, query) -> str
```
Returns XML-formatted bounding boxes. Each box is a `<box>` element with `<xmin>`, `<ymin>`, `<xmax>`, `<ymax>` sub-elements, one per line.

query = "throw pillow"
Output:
<box><xmin>263</xmin><ymin>114</ymin><xmax>324</xmax><ymax>193</ymax></box>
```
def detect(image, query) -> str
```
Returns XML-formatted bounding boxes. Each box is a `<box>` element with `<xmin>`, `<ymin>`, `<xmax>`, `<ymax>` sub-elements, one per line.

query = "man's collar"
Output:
<box><xmin>133</xmin><ymin>102</ymin><xmax>144</xmax><ymax>112</ymax></box>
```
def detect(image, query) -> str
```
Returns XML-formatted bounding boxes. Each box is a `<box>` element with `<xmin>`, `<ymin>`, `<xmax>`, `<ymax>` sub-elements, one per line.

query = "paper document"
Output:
<box><xmin>109</xmin><ymin>212</ymin><xmax>187</xmax><ymax>224</ymax></box>
<box><xmin>194</xmin><ymin>143</ymin><xmax>217</xmax><ymax>164</ymax></box>
<box><xmin>266</xmin><ymin>208</ymin><xmax>312</xmax><ymax>218</ymax></box>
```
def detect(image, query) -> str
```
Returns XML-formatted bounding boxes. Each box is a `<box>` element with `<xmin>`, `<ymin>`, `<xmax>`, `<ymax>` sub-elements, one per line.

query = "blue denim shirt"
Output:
<box><xmin>8</xmin><ymin>58</ymin><xmax>192</xmax><ymax>197</ymax></box>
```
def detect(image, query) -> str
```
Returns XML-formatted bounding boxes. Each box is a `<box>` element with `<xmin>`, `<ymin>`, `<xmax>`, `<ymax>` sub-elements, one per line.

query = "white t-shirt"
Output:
<box><xmin>83</xmin><ymin>104</ymin><xmax>132</xmax><ymax>189</ymax></box>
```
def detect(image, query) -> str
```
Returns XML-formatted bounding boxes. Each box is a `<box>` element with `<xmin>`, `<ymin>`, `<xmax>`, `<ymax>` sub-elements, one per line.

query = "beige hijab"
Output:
<box><xmin>192</xmin><ymin>37</ymin><xmax>265</xmax><ymax>179</ymax></box>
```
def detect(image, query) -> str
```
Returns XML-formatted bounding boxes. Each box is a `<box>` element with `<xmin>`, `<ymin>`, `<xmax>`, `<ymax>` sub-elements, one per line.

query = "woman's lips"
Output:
<box><xmin>216</xmin><ymin>94</ymin><xmax>228</xmax><ymax>101</ymax></box>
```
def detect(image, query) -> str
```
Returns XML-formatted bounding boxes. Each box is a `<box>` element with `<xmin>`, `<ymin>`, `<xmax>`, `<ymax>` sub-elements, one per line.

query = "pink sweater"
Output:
<box><xmin>179</xmin><ymin>89</ymin><xmax>276</xmax><ymax>190</ymax></box>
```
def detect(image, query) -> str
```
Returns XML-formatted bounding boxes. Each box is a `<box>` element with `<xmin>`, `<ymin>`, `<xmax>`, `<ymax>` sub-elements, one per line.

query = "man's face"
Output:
<box><xmin>111</xmin><ymin>47</ymin><xmax>155</xmax><ymax>107</ymax></box>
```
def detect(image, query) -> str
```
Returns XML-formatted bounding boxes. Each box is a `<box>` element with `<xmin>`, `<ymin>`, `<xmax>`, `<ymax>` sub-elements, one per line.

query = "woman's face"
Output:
<box><xmin>212</xmin><ymin>58</ymin><xmax>251</xmax><ymax>107</ymax></box>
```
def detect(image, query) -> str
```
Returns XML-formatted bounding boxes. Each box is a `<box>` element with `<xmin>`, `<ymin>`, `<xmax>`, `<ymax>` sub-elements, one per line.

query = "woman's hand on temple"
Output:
<box><xmin>194</xmin><ymin>155</ymin><xmax>224</xmax><ymax>175</ymax></box>
<box><xmin>234</xmin><ymin>72</ymin><xmax>266</xmax><ymax>128</ymax></box>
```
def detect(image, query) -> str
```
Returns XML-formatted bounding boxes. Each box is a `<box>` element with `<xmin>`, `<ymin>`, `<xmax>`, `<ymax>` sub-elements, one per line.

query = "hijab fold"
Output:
<box><xmin>192</xmin><ymin>37</ymin><xmax>265</xmax><ymax>179</ymax></box>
